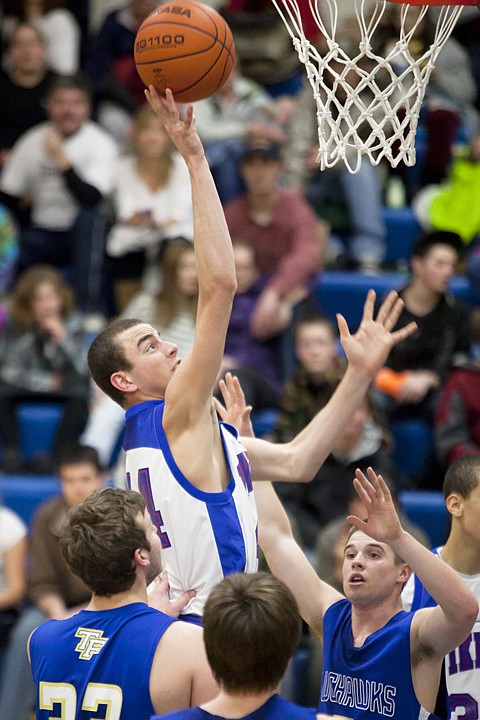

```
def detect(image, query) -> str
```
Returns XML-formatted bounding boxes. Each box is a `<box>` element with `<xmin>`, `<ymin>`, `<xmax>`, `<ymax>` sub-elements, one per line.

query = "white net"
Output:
<box><xmin>271</xmin><ymin>0</ymin><xmax>472</xmax><ymax>172</ymax></box>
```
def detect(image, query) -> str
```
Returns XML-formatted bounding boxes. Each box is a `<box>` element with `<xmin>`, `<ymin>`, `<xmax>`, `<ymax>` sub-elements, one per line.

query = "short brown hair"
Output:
<box><xmin>87</xmin><ymin>318</ymin><xmax>141</xmax><ymax>407</ymax></box>
<box><xmin>59</xmin><ymin>488</ymin><xmax>149</xmax><ymax>596</ymax></box>
<box><xmin>202</xmin><ymin>572</ymin><xmax>301</xmax><ymax>694</ymax></box>
<box><xmin>11</xmin><ymin>264</ymin><xmax>74</xmax><ymax>328</ymax></box>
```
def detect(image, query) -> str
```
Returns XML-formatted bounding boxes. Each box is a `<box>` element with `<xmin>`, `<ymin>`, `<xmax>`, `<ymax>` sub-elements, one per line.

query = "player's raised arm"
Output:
<box><xmin>351</xmin><ymin>468</ymin><xmax>478</xmax><ymax>666</ymax></box>
<box><xmin>242</xmin><ymin>289</ymin><xmax>417</xmax><ymax>482</ymax></box>
<box><xmin>144</xmin><ymin>87</ymin><xmax>236</xmax><ymax>415</ymax></box>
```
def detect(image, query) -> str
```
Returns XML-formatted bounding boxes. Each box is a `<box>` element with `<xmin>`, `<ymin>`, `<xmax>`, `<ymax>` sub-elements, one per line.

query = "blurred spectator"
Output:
<box><xmin>193</xmin><ymin>62</ymin><xmax>283</xmax><ymax>204</ymax></box>
<box><xmin>412</xmin><ymin>134</ymin><xmax>480</xmax><ymax>302</ymax></box>
<box><xmin>0</xmin><ymin>503</ymin><xmax>27</xmax><ymax>663</ymax></box>
<box><xmin>0</xmin><ymin>265</ymin><xmax>91</xmax><ymax>474</ymax></box>
<box><xmin>0</xmin><ymin>444</ymin><xmax>104</xmax><ymax>720</ymax></box>
<box><xmin>283</xmin><ymin>77</ymin><xmax>387</xmax><ymax>273</ymax></box>
<box><xmin>434</xmin><ymin>311</ymin><xmax>480</xmax><ymax>467</ymax></box>
<box><xmin>0</xmin><ymin>23</ymin><xmax>58</xmax><ymax>170</ymax></box>
<box><xmin>219</xmin><ymin>1</ymin><xmax>305</xmax><ymax>100</ymax></box>
<box><xmin>83</xmin><ymin>238</ymin><xmax>199</xmax><ymax>468</ymax></box>
<box><xmin>373</xmin><ymin>230</ymin><xmax>471</xmax><ymax>426</ymax></box>
<box><xmin>105</xmin><ymin>104</ymin><xmax>193</xmax><ymax>313</ymax></box>
<box><xmin>0</xmin><ymin>204</ymin><xmax>18</xmax><ymax>318</ymax></box>
<box><xmin>274</xmin><ymin>385</ymin><xmax>405</xmax><ymax>552</ymax></box>
<box><xmin>274</xmin><ymin>315</ymin><xmax>345</xmax><ymax>444</ymax></box>
<box><xmin>218</xmin><ymin>240</ymin><xmax>294</xmax><ymax>408</ymax></box>
<box><xmin>85</xmin><ymin>0</ymin><xmax>158</xmax><ymax>141</ymax></box>
<box><xmin>1</xmin><ymin>0</ymin><xmax>80</xmax><ymax>74</ymax></box>
<box><xmin>0</xmin><ymin>73</ymin><xmax>118</xmax><ymax>314</ymax></box>
<box><xmin>224</xmin><ymin>140</ymin><xmax>325</xmax><ymax>341</ymax></box>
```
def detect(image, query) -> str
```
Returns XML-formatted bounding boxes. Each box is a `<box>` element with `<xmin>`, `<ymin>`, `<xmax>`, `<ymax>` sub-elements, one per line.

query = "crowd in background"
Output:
<box><xmin>0</xmin><ymin>0</ymin><xmax>479</xmax><ymax>715</ymax></box>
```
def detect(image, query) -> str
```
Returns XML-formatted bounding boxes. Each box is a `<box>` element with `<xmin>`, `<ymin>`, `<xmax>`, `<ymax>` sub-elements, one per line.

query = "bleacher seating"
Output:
<box><xmin>0</xmin><ymin>475</ymin><xmax>60</xmax><ymax>527</ymax></box>
<box><xmin>382</xmin><ymin>206</ymin><xmax>421</xmax><ymax>266</ymax></box>
<box><xmin>398</xmin><ymin>489</ymin><xmax>449</xmax><ymax>548</ymax></box>
<box><xmin>315</xmin><ymin>271</ymin><xmax>476</xmax><ymax>330</ymax></box>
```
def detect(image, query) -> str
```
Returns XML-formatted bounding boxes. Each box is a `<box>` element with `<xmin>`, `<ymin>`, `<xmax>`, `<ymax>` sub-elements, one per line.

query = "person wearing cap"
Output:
<box><xmin>373</xmin><ymin>230</ymin><xmax>471</xmax><ymax>433</ymax></box>
<box><xmin>224</xmin><ymin>140</ymin><xmax>327</xmax><ymax>340</ymax></box>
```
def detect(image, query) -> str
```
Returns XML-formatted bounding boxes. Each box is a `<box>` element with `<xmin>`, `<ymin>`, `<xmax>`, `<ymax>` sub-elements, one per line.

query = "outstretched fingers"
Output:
<box><xmin>360</xmin><ymin>288</ymin><xmax>376</xmax><ymax>324</ymax></box>
<box><xmin>391</xmin><ymin>320</ymin><xmax>417</xmax><ymax>345</ymax></box>
<box><xmin>374</xmin><ymin>290</ymin><xmax>399</xmax><ymax>328</ymax></box>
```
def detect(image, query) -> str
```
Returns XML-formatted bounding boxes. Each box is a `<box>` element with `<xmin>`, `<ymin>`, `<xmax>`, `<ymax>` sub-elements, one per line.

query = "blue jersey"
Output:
<box><xmin>124</xmin><ymin>400</ymin><xmax>258</xmax><ymax>620</ymax></box>
<box><xmin>319</xmin><ymin>598</ymin><xmax>436</xmax><ymax>719</ymax></box>
<box><xmin>30</xmin><ymin>602</ymin><xmax>175</xmax><ymax>720</ymax></box>
<box><xmin>151</xmin><ymin>694</ymin><xmax>317</xmax><ymax>719</ymax></box>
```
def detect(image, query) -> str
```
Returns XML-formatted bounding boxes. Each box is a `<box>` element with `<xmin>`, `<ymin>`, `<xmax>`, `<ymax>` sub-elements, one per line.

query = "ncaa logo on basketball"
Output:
<box><xmin>157</xmin><ymin>6</ymin><xmax>191</xmax><ymax>17</ymax></box>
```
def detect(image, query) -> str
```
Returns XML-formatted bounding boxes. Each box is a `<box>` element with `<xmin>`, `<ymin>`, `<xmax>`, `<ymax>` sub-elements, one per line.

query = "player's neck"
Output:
<box><xmin>403</xmin><ymin>280</ymin><xmax>439</xmax><ymax>316</ymax></box>
<box><xmin>200</xmin><ymin>689</ymin><xmax>275</xmax><ymax>718</ymax></box>
<box><xmin>350</xmin><ymin>598</ymin><xmax>402</xmax><ymax>645</ymax></box>
<box><xmin>87</xmin><ymin>585</ymin><xmax>148</xmax><ymax>612</ymax></box>
<box><xmin>441</xmin><ymin>533</ymin><xmax>480</xmax><ymax>575</ymax></box>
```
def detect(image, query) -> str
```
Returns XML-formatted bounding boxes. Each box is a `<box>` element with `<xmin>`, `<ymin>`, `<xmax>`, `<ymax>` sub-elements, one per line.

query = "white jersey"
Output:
<box><xmin>403</xmin><ymin>546</ymin><xmax>480</xmax><ymax>720</ymax></box>
<box><xmin>124</xmin><ymin>400</ymin><xmax>258</xmax><ymax>619</ymax></box>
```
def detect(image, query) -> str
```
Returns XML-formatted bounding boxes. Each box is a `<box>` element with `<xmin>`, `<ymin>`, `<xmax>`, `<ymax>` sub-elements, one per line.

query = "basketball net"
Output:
<box><xmin>271</xmin><ymin>0</ymin><xmax>477</xmax><ymax>173</ymax></box>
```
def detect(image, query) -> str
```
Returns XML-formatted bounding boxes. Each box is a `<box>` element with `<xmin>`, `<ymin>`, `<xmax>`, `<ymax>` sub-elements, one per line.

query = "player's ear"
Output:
<box><xmin>445</xmin><ymin>492</ymin><xmax>463</xmax><ymax>517</ymax></box>
<box><xmin>398</xmin><ymin>563</ymin><xmax>412</xmax><ymax>586</ymax></box>
<box><xmin>110</xmin><ymin>371</ymin><xmax>137</xmax><ymax>394</ymax></box>
<box><xmin>133</xmin><ymin>547</ymin><xmax>149</xmax><ymax>568</ymax></box>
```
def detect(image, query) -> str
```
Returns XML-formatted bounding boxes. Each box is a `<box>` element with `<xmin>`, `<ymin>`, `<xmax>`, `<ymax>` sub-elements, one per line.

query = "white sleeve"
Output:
<box><xmin>0</xmin><ymin>131</ymin><xmax>40</xmax><ymax>197</ymax></box>
<box><xmin>0</xmin><ymin>507</ymin><xmax>27</xmax><ymax>555</ymax></box>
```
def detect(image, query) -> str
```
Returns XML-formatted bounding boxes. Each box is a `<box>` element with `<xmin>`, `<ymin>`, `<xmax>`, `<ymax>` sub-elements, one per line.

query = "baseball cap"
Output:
<box><xmin>242</xmin><ymin>141</ymin><xmax>282</xmax><ymax>163</ymax></box>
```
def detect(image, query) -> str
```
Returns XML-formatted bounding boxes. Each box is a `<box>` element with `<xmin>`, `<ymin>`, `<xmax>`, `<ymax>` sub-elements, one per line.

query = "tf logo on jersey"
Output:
<box><xmin>74</xmin><ymin>628</ymin><xmax>109</xmax><ymax>660</ymax></box>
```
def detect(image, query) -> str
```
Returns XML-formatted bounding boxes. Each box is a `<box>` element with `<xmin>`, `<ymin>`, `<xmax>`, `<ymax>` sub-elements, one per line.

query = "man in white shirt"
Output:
<box><xmin>0</xmin><ymin>73</ymin><xmax>118</xmax><ymax>313</ymax></box>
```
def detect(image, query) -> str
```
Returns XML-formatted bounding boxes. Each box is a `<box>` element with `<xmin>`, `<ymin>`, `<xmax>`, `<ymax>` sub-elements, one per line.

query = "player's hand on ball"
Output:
<box><xmin>144</xmin><ymin>86</ymin><xmax>205</xmax><ymax>163</ymax></box>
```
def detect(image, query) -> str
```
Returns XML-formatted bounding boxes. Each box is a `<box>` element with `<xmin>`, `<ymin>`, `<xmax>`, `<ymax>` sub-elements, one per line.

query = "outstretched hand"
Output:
<box><xmin>347</xmin><ymin>467</ymin><xmax>403</xmax><ymax>544</ymax></box>
<box><xmin>144</xmin><ymin>86</ymin><xmax>204</xmax><ymax>163</ymax></box>
<box><xmin>147</xmin><ymin>571</ymin><xmax>196</xmax><ymax>617</ymax></box>
<box><xmin>213</xmin><ymin>372</ymin><xmax>254</xmax><ymax>438</ymax></box>
<box><xmin>338</xmin><ymin>290</ymin><xmax>417</xmax><ymax>377</ymax></box>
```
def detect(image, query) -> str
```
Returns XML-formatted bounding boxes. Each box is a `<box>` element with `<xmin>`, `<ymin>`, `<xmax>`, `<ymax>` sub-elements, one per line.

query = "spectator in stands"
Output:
<box><xmin>1</xmin><ymin>0</ymin><xmax>80</xmax><ymax>75</ymax></box>
<box><xmin>82</xmin><ymin>238</ymin><xmax>199</xmax><ymax>469</ymax></box>
<box><xmin>283</xmin><ymin>76</ymin><xmax>387</xmax><ymax>273</ymax></box>
<box><xmin>413</xmin><ymin>134</ymin><xmax>480</xmax><ymax>302</ymax></box>
<box><xmin>85</xmin><ymin>0</ymin><xmax>157</xmax><ymax>141</ymax></box>
<box><xmin>373</xmin><ymin>230</ymin><xmax>471</xmax><ymax>427</ymax></box>
<box><xmin>0</xmin><ymin>23</ymin><xmax>58</xmax><ymax>170</ymax></box>
<box><xmin>0</xmin><ymin>265</ymin><xmax>91</xmax><ymax>474</ymax></box>
<box><xmin>193</xmin><ymin>61</ymin><xmax>284</xmax><ymax>204</ymax></box>
<box><xmin>274</xmin><ymin>383</ymin><xmax>405</xmax><ymax>551</ymax></box>
<box><xmin>435</xmin><ymin>311</ymin><xmax>480</xmax><ymax>467</ymax></box>
<box><xmin>0</xmin><ymin>503</ymin><xmax>27</xmax><ymax>665</ymax></box>
<box><xmin>274</xmin><ymin>315</ymin><xmax>345</xmax><ymax>444</ymax></box>
<box><xmin>217</xmin><ymin>240</ymin><xmax>295</xmax><ymax>409</ymax></box>
<box><xmin>0</xmin><ymin>73</ymin><xmax>118</xmax><ymax>314</ymax></box>
<box><xmin>0</xmin><ymin>444</ymin><xmax>104</xmax><ymax>720</ymax></box>
<box><xmin>224</xmin><ymin>140</ymin><xmax>325</xmax><ymax>340</ymax></box>
<box><xmin>105</xmin><ymin>103</ymin><xmax>193</xmax><ymax>313</ymax></box>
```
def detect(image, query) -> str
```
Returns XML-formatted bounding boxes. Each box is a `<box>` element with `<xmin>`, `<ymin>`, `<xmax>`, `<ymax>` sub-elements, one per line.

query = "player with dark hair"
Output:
<box><xmin>28</xmin><ymin>487</ymin><xmax>217</xmax><ymax>720</ymax></box>
<box><xmin>88</xmin><ymin>86</ymin><xmax>416</xmax><ymax>623</ymax></box>
<box><xmin>152</xmin><ymin>572</ymin><xmax>341</xmax><ymax>720</ymax></box>
<box><xmin>404</xmin><ymin>454</ymin><xmax>480</xmax><ymax>719</ymax></box>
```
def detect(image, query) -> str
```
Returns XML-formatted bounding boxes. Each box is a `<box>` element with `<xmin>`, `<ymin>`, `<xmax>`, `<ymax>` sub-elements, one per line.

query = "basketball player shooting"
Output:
<box><xmin>88</xmin><ymin>86</ymin><xmax>417</xmax><ymax>624</ymax></box>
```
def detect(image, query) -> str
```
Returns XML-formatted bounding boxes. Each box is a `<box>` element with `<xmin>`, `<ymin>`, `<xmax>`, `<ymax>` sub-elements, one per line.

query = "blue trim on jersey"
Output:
<box><xmin>124</xmin><ymin>401</ymin><xmax>238</xmax><ymax>504</ymax></box>
<box><xmin>151</xmin><ymin>694</ymin><xmax>318</xmax><ymax>719</ymax></box>
<box><xmin>179</xmin><ymin>613</ymin><xmax>203</xmax><ymax>626</ymax></box>
<box><xmin>206</xmin><ymin>494</ymin><xmax>247</xmax><ymax>578</ymax></box>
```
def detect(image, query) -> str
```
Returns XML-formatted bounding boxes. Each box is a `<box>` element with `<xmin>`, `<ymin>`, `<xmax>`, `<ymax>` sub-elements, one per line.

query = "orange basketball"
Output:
<box><xmin>134</xmin><ymin>1</ymin><xmax>235</xmax><ymax>103</ymax></box>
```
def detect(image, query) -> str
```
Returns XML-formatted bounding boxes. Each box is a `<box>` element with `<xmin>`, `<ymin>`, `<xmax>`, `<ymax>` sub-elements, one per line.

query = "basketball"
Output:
<box><xmin>134</xmin><ymin>1</ymin><xmax>235</xmax><ymax>103</ymax></box>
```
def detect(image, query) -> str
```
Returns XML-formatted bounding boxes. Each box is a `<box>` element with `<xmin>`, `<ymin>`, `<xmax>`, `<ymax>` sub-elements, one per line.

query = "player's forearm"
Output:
<box><xmin>188</xmin><ymin>155</ymin><xmax>236</xmax><ymax>298</ymax></box>
<box><xmin>286</xmin><ymin>364</ymin><xmax>373</xmax><ymax>481</ymax></box>
<box><xmin>390</xmin><ymin>530</ymin><xmax>478</xmax><ymax>624</ymax></box>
